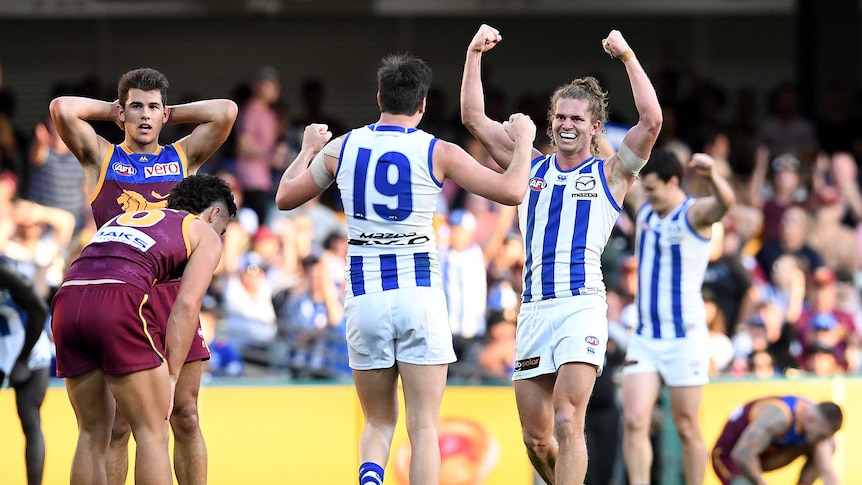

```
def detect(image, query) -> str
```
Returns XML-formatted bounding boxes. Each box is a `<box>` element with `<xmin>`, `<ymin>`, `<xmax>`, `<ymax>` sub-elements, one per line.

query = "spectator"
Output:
<box><xmin>749</xmin><ymin>349</ymin><xmax>777</xmax><ymax>379</ymax></box>
<box><xmin>702</xmin><ymin>222</ymin><xmax>751</xmax><ymax>332</ymax></box>
<box><xmin>439</xmin><ymin>209</ymin><xmax>488</xmax><ymax>363</ymax></box>
<box><xmin>807</xmin><ymin>164</ymin><xmax>860</xmax><ymax>276</ymax></box>
<box><xmin>221</xmin><ymin>254</ymin><xmax>278</xmax><ymax>350</ymax></box>
<box><xmin>234</xmin><ymin>66</ymin><xmax>281</xmax><ymax>225</ymax></box>
<box><xmin>27</xmin><ymin>114</ymin><xmax>88</xmax><ymax>233</ymax></box>
<box><xmin>748</xmin><ymin>149</ymin><xmax>809</xmax><ymax>244</ymax></box>
<box><xmin>279</xmin><ymin>254</ymin><xmax>335</xmax><ymax>379</ymax></box>
<box><xmin>795</xmin><ymin>267</ymin><xmax>858</xmax><ymax>371</ymax></box>
<box><xmin>803</xmin><ymin>341</ymin><xmax>844</xmax><ymax>377</ymax></box>
<box><xmin>754</xmin><ymin>205</ymin><xmax>823</xmax><ymax>284</ymax></box>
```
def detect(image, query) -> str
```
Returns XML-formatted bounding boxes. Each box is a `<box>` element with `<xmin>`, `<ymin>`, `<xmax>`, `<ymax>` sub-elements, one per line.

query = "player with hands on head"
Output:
<box><xmin>50</xmin><ymin>67</ymin><xmax>237</xmax><ymax>485</ymax></box>
<box><xmin>276</xmin><ymin>53</ymin><xmax>535</xmax><ymax>485</ymax></box>
<box><xmin>461</xmin><ymin>24</ymin><xmax>662</xmax><ymax>485</ymax></box>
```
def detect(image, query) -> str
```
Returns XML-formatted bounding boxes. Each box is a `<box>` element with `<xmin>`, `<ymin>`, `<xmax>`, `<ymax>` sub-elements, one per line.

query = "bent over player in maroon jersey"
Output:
<box><xmin>52</xmin><ymin>174</ymin><xmax>236</xmax><ymax>485</ymax></box>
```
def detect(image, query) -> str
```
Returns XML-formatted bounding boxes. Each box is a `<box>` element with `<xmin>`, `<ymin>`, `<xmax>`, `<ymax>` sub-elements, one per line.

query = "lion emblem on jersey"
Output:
<box><xmin>117</xmin><ymin>189</ymin><xmax>169</xmax><ymax>212</ymax></box>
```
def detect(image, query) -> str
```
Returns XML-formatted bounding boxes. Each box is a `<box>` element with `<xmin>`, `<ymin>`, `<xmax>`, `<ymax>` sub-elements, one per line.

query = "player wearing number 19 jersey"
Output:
<box><xmin>276</xmin><ymin>54</ymin><xmax>535</xmax><ymax>485</ymax></box>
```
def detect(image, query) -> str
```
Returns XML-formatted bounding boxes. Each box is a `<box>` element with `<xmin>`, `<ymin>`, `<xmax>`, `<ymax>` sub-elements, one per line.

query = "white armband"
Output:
<box><xmin>618</xmin><ymin>141</ymin><xmax>648</xmax><ymax>176</ymax></box>
<box><xmin>310</xmin><ymin>138</ymin><xmax>342</xmax><ymax>188</ymax></box>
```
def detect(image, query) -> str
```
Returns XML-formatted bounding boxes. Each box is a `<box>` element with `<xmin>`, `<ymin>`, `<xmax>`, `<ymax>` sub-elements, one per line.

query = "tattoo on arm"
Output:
<box><xmin>733</xmin><ymin>405</ymin><xmax>789</xmax><ymax>478</ymax></box>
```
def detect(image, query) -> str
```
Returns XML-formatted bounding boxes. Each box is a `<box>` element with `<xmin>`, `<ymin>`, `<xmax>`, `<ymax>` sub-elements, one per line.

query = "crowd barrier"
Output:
<box><xmin>1</xmin><ymin>376</ymin><xmax>858</xmax><ymax>484</ymax></box>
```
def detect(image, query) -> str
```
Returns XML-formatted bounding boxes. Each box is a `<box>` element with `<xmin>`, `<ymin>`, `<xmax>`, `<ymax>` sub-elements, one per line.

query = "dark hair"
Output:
<box><xmin>118</xmin><ymin>68</ymin><xmax>169</xmax><ymax>107</ymax></box>
<box><xmin>816</xmin><ymin>402</ymin><xmax>843</xmax><ymax>433</ymax></box>
<box><xmin>167</xmin><ymin>174</ymin><xmax>237</xmax><ymax>218</ymax></box>
<box><xmin>639</xmin><ymin>148</ymin><xmax>684</xmax><ymax>183</ymax></box>
<box><xmin>377</xmin><ymin>54</ymin><xmax>432</xmax><ymax>115</ymax></box>
<box><xmin>547</xmin><ymin>77</ymin><xmax>608</xmax><ymax>155</ymax></box>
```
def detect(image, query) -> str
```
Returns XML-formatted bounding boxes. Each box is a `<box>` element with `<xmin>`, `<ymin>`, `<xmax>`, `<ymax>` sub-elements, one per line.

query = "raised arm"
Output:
<box><xmin>172</xmin><ymin>99</ymin><xmax>238</xmax><ymax>173</ymax></box>
<box><xmin>602</xmin><ymin>31</ymin><xmax>663</xmax><ymax>191</ymax></box>
<box><xmin>437</xmin><ymin>113</ymin><xmax>535</xmax><ymax>206</ymax></box>
<box><xmin>686</xmin><ymin>153</ymin><xmax>736</xmax><ymax>233</ymax></box>
<box><xmin>274</xmin><ymin>123</ymin><xmax>334</xmax><ymax>210</ymax></box>
<box><xmin>460</xmin><ymin>24</ymin><xmax>541</xmax><ymax>169</ymax></box>
<box><xmin>730</xmin><ymin>404</ymin><xmax>790</xmax><ymax>485</ymax></box>
<box><xmin>48</xmin><ymin>96</ymin><xmax>116</xmax><ymax>185</ymax></box>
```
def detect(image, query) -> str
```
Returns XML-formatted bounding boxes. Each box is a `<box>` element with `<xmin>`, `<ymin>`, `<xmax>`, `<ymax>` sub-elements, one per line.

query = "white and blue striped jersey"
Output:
<box><xmin>635</xmin><ymin>197</ymin><xmax>710</xmax><ymax>339</ymax></box>
<box><xmin>336</xmin><ymin>124</ymin><xmax>443</xmax><ymax>297</ymax></box>
<box><xmin>519</xmin><ymin>155</ymin><xmax>622</xmax><ymax>303</ymax></box>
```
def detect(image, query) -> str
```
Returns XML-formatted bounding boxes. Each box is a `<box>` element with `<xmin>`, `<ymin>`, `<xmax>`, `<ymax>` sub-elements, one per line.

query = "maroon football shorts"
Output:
<box><xmin>150</xmin><ymin>280</ymin><xmax>211</xmax><ymax>362</ymax></box>
<box><xmin>52</xmin><ymin>284</ymin><xmax>164</xmax><ymax>377</ymax></box>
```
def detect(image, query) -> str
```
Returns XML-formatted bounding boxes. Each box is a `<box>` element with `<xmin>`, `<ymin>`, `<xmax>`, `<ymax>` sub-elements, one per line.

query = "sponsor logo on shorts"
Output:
<box><xmin>112</xmin><ymin>162</ymin><xmax>136</xmax><ymax>176</ymax></box>
<box><xmin>585</xmin><ymin>336</ymin><xmax>599</xmax><ymax>346</ymax></box>
<box><xmin>514</xmin><ymin>357</ymin><xmax>540</xmax><ymax>371</ymax></box>
<box><xmin>529</xmin><ymin>177</ymin><xmax>547</xmax><ymax>191</ymax></box>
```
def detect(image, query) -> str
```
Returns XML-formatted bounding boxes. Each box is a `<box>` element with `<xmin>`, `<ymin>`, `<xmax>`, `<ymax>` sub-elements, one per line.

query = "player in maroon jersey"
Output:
<box><xmin>52</xmin><ymin>174</ymin><xmax>236</xmax><ymax>485</ymax></box>
<box><xmin>711</xmin><ymin>395</ymin><xmax>842</xmax><ymax>485</ymax></box>
<box><xmin>50</xmin><ymin>68</ymin><xmax>237</xmax><ymax>485</ymax></box>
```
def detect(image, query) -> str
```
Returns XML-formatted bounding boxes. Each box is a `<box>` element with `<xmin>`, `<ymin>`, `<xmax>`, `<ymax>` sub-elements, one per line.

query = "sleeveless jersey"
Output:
<box><xmin>337</xmin><ymin>124</ymin><xmax>442</xmax><ymax>297</ymax></box>
<box><xmin>90</xmin><ymin>142</ymin><xmax>189</xmax><ymax>227</ymax></box>
<box><xmin>635</xmin><ymin>198</ymin><xmax>710</xmax><ymax>339</ymax></box>
<box><xmin>715</xmin><ymin>396</ymin><xmax>813</xmax><ymax>453</ymax></box>
<box><xmin>63</xmin><ymin>209</ymin><xmax>195</xmax><ymax>293</ymax></box>
<box><xmin>519</xmin><ymin>155</ymin><xmax>621</xmax><ymax>303</ymax></box>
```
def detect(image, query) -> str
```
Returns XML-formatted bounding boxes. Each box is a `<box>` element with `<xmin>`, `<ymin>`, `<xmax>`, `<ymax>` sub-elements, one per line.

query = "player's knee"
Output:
<box><xmin>169</xmin><ymin>402</ymin><xmax>201</xmax><ymax>438</ymax></box>
<box><xmin>553</xmin><ymin>409</ymin><xmax>585</xmax><ymax>439</ymax></box>
<box><xmin>522</xmin><ymin>431</ymin><xmax>554</xmax><ymax>456</ymax></box>
<box><xmin>673</xmin><ymin>415</ymin><xmax>702</xmax><ymax>442</ymax></box>
<box><xmin>110</xmin><ymin>419</ymin><xmax>132</xmax><ymax>444</ymax></box>
<box><xmin>622</xmin><ymin>409</ymin><xmax>652</xmax><ymax>433</ymax></box>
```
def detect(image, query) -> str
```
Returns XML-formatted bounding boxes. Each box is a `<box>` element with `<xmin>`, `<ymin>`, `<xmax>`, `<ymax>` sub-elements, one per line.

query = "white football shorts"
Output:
<box><xmin>345</xmin><ymin>286</ymin><xmax>456</xmax><ymax>370</ymax></box>
<box><xmin>513</xmin><ymin>293</ymin><xmax>608</xmax><ymax>380</ymax></box>
<box><xmin>623</xmin><ymin>327</ymin><xmax>710</xmax><ymax>387</ymax></box>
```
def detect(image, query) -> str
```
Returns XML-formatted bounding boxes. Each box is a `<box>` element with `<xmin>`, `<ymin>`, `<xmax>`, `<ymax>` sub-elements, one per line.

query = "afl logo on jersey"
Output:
<box><xmin>112</xmin><ymin>162</ymin><xmax>136</xmax><ymax>176</ymax></box>
<box><xmin>574</xmin><ymin>175</ymin><xmax>596</xmax><ymax>191</ymax></box>
<box><xmin>529</xmin><ymin>177</ymin><xmax>547</xmax><ymax>191</ymax></box>
<box><xmin>585</xmin><ymin>336</ymin><xmax>599</xmax><ymax>346</ymax></box>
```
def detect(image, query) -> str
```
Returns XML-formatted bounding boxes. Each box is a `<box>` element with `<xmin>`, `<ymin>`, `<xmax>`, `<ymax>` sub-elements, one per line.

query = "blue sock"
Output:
<box><xmin>358</xmin><ymin>462</ymin><xmax>384</xmax><ymax>485</ymax></box>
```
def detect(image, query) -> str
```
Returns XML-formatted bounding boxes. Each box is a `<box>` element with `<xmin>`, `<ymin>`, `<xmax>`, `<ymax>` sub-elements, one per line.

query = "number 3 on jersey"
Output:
<box><xmin>353</xmin><ymin>148</ymin><xmax>413</xmax><ymax>221</ymax></box>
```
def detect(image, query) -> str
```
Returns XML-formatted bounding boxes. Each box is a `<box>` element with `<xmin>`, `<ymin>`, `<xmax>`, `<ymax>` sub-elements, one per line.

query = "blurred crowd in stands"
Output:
<box><xmin>2</xmin><ymin>59</ymin><xmax>862</xmax><ymax>384</ymax></box>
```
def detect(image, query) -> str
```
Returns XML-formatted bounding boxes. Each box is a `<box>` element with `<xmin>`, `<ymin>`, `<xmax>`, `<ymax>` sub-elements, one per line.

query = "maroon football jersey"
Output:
<box><xmin>64</xmin><ymin>209</ymin><xmax>195</xmax><ymax>292</ymax></box>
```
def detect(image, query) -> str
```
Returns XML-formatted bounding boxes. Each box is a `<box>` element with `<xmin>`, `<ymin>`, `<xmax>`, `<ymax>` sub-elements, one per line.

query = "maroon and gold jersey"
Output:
<box><xmin>90</xmin><ymin>142</ymin><xmax>189</xmax><ymax>227</ymax></box>
<box><xmin>64</xmin><ymin>209</ymin><xmax>195</xmax><ymax>292</ymax></box>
